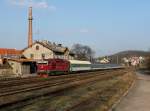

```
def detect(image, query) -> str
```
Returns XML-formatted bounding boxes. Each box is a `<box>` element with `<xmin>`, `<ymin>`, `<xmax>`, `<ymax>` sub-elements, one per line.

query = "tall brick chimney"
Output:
<box><xmin>28</xmin><ymin>7</ymin><xmax>33</xmax><ymax>47</ymax></box>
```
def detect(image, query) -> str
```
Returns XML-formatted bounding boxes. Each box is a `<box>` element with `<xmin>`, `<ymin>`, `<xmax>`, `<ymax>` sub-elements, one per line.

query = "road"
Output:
<box><xmin>114</xmin><ymin>72</ymin><xmax>150</xmax><ymax>111</ymax></box>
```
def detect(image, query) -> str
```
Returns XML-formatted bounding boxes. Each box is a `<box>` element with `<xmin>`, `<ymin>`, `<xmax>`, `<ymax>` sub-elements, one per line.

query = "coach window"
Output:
<box><xmin>36</xmin><ymin>45</ymin><xmax>39</xmax><ymax>50</ymax></box>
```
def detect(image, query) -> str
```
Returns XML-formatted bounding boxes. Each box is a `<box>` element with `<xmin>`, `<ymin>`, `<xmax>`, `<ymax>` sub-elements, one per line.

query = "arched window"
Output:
<box><xmin>36</xmin><ymin>45</ymin><xmax>39</xmax><ymax>50</ymax></box>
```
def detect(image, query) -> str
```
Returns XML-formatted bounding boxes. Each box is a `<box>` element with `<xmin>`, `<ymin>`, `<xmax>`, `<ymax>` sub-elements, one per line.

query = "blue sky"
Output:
<box><xmin>0</xmin><ymin>0</ymin><xmax>150</xmax><ymax>56</ymax></box>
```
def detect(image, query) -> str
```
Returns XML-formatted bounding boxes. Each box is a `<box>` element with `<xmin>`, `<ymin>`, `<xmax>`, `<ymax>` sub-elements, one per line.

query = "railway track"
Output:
<box><xmin>0</xmin><ymin>69</ymin><xmax>125</xmax><ymax>95</ymax></box>
<box><xmin>0</xmin><ymin>68</ymin><xmax>127</xmax><ymax>110</ymax></box>
<box><xmin>0</xmin><ymin>68</ymin><xmax>124</xmax><ymax>88</ymax></box>
<box><xmin>0</xmin><ymin>71</ymin><xmax>108</xmax><ymax>95</ymax></box>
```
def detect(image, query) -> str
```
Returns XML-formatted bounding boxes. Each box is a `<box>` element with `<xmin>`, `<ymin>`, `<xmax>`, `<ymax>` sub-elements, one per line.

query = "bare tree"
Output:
<box><xmin>71</xmin><ymin>44</ymin><xmax>95</xmax><ymax>61</ymax></box>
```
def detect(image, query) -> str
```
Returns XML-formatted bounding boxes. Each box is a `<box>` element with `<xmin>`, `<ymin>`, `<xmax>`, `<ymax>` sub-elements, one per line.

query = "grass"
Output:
<box><xmin>3</xmin><ymin>70</ymin><xmax>136</xmax><ymax>111</ymax></box>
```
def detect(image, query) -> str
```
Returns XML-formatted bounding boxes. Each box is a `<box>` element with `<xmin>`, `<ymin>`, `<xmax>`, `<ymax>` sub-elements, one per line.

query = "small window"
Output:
<box><xmin>36</xmin><ymin>45</ymin><xmax>39</xmax><ymax>50</ymax></box>
<box><xmin>42</xmin><ymin>53</ymin><xmax>45</xmax><ymax>59</ymax></box>
<box><xmin>30</xmin><ymin>54</ymin><xmax>34</xmax><ymax>59</ymax></box>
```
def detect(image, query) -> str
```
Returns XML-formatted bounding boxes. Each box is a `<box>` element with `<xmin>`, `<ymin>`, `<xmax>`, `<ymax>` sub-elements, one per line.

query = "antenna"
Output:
<box><xmin>37</xmin><ymin>20</ymin><xmax>40</xmax><ymax>40</ymax></box>
<box><xmin>35</xmin><ymin>17</ymin><xmax>40</xmax><ymax>41</ymax></box>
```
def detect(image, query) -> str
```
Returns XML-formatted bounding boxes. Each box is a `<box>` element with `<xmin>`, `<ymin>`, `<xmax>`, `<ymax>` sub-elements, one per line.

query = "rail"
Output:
<box><xmin>0</xmin><ymin>68</ymin><xmax>126</xmax><ymax>110</ymax></box>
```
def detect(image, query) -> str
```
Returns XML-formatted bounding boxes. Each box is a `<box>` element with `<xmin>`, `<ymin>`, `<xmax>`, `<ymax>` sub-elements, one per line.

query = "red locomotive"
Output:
<box><xmin>37</xmin><ymin>58</ymin><xmax>70</xmax><ymax>77</ymax></box>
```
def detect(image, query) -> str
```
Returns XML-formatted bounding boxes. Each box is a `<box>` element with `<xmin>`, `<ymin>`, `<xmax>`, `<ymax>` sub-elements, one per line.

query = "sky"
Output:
<box><xmin>0</xmin><ymin>0</ymin><xmax>150</xmax><ymax>56</ymax></box>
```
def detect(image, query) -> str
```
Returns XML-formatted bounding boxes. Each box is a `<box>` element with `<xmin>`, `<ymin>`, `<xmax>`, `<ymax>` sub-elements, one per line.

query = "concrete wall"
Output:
<box><xmin>0</xmin><ymin>68</ymin><xmax>14</xmax><ymax>77</ymax></box>
<box><xmin>8</xmin><ymin>61</ymin><xmax>22</xmax><ymax>76</ymax></box>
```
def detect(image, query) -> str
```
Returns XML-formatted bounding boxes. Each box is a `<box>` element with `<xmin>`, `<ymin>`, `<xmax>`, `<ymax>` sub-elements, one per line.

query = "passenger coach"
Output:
<box><xmin>69</xmin><ymin>60</ymin><xmax>91</xmax><ymax>72</ymax></box>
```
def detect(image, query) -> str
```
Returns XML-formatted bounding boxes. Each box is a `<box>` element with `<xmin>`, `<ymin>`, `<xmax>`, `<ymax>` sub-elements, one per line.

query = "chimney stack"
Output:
<box><xmin>28</xmin><ymin>7</ymin><xmax>33</xmax><ymax>47</ymax></box>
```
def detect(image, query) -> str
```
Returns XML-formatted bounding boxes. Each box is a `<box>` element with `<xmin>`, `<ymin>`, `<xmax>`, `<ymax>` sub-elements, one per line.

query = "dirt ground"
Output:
<box><xmin>114</xmin><ymin>72</ymin><xmax>150</xmax><ymax>111</ymax></box>
<box><xmin>12</xmin><ymin>70</ymin><xmax>134</xmax><ymax>111</ymax></box>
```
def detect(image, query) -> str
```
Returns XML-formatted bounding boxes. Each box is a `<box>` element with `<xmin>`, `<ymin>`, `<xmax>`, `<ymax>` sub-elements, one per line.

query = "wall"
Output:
<box><xmin>23</xmin><ymin>43</ymin><xmax>54</xmax><ymax>60</ymax></box>
<box><xmin>8</xmin><ymin>61</ymin><xmax>22</xmax><ymax>76</ymax></box>
<box><xmin>21</xmin><ymin>64</ymin><xmax>30</xmax><ymax>74</ymax></box>
<box><xmin>0</xmin><ymin>68</ymin><xmax>14</xmax><ymax>77</ymax></box>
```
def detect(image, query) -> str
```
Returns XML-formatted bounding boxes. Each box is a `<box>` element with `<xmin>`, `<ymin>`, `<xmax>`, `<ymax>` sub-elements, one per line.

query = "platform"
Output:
<box><xmin>114</xmin><ymin>72</ymin><xmax>150</xmax><ymax>111</ymax></box>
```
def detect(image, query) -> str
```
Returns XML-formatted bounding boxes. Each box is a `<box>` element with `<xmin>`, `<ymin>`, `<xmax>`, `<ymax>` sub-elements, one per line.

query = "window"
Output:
<box><xmin>36</xmin><ymin>45</ymin><xmax>39</xmax><ymax>50</ymax></box>
<box><xmin>30</xmin><ymin>54</ymin><xmax>34</xmax><ymax>59</ymax></box>
<box><xmin>42</xmin><ymin>53</ymin><xmax>45</xmax><ymax>59</ymax></box>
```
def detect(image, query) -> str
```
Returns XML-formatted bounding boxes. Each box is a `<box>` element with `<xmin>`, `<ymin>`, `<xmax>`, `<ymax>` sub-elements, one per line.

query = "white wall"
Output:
<box><xmin>8</xmin><ymin>61</ymin><xmax>22</xmax><ymax>76</ymax></box>
<box><xmin>23</xmin><ymin>43</ymin><xmax>54</xmax><ymax>60</ymax></box>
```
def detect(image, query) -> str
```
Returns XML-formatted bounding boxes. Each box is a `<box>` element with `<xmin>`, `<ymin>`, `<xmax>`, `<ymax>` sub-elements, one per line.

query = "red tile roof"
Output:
<box><xmin>0</xmin><ymin>48</ymin><xmax>22</xmax><ymax>55</ymax></box>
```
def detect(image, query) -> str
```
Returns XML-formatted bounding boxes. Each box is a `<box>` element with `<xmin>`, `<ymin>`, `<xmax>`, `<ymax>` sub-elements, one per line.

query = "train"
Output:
<box><xmin>37</xmin><ymin>58</ymin><xmax>123</xmax><ymax>77</ymax></box>
<box><xmin>37</xmin><ymin>59</ymin><xmax>91</xmax><ymax>77</ymax></box>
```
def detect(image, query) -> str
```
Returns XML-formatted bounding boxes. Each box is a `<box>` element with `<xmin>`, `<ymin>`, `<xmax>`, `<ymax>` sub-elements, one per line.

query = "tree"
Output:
<box><xmin>71</xmin><ymin>44</ymin><xmax>95</xmax><ymax>61</ymax></box>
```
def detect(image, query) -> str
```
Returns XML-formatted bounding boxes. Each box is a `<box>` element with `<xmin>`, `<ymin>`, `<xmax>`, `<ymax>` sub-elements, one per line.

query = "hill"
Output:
<box><xmin>108</xmin><ymin>50</ymin><xmax>150</xmax><ymax>64</ymax></box>
<box><xmin>111</xmin><ymin>50</ymin><xmax>150</xmax><ymax>57</ymax></box>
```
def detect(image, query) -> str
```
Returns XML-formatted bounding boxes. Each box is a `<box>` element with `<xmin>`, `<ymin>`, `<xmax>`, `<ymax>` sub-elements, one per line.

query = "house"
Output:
<box><xmin>0</xmin><ymin>48</ymin><xmax>22</xmax><ymax>59</ymax></box>
<box><xmin>22</xmin><ymin>40</ymin><xmax>75</xmax><ymax>60</ymax></box>
<box><xmin>99</xmin><ymin>58</ymin><xmax>110</xmax><ymax>64</ymax></box>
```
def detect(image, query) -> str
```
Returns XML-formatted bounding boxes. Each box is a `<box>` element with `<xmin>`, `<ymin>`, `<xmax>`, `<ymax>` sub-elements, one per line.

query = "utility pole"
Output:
<box><xmin>117</xmin><ymin>55</ymin><xmax>119</xmax><ymax>64</ymax></box>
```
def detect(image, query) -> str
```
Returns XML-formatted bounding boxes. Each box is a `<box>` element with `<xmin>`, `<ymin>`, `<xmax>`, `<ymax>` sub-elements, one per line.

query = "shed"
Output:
<box><xmin>7</xmin><ymin>59</ymin><xmax>37</xmax><ymax>76</ymax></box>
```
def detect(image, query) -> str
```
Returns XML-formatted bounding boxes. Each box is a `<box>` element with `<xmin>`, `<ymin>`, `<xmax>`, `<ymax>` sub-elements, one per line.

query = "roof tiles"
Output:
<box><xmin>0</xmin><ymin>48</ymin><xmax>22</xmax><ymax>55</ymax></box>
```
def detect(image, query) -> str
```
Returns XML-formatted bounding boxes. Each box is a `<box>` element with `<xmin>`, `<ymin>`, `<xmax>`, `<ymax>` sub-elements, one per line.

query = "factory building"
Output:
<box><xmin>22</xmin><ymin>40</ymin><xmax>75</xmax><ymax>60</ymax></box>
